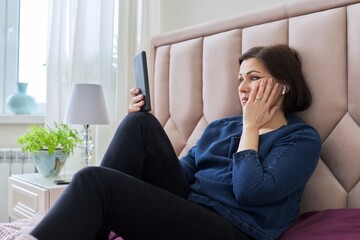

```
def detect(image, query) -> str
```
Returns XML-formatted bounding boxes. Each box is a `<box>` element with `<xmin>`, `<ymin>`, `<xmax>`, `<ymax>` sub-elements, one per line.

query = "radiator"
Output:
<box><xmin>0</xmin><ymin>148</ymin><xmax>36</xmax><ymax>222</ymax></box>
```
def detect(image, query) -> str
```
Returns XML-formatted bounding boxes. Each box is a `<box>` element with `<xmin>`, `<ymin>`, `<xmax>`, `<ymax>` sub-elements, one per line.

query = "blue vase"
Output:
<box><xmin>6</xmin><ymin>83</ymin><xmax>37</xmax><ymax>114</ymax></box>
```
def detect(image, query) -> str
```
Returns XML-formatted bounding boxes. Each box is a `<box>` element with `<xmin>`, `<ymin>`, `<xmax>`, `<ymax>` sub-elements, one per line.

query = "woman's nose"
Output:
<box><xmin>239</xmin><ymin>81</ymin><xmax>249</xmax><ymax>93</ymax></box>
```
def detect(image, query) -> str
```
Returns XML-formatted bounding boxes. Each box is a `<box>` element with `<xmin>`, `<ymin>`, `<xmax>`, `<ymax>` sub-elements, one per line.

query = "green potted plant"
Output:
<box><xmin>18</xmin><ymin>123</ymin><xmax>81</xmax><ymax>177</ymax></box>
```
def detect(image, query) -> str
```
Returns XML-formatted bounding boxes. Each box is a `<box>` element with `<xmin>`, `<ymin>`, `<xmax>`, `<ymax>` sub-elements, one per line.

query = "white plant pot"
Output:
<box><xmin>33</xmin><ymin>150</ymin><xmax>68</xmax><ymax>177</ymax></box>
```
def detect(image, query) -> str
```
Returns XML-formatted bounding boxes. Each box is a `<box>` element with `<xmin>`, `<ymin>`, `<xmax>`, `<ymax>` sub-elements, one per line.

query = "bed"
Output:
<box><xmin>147</xmin><ymin>0</ymin><xmax>360</xmax><ymax>238</ymax></box>
<box><xmin>3</xmin><ymin>0</ymin><xmax>360</xmax><ymax>239</ymax></box>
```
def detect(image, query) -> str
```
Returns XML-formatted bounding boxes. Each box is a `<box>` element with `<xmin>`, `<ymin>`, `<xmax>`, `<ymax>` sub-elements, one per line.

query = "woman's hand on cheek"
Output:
<box><xmin>242</xmin><ymin>78</ymin><xmax>281</xmax><ymax>129</ymax></box>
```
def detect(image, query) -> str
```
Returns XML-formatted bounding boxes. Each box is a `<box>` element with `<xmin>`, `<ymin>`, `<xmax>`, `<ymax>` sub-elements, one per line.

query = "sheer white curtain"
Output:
<box><xmin>115</xmin><ymin>0</ymin><xmax>160</xmax><ymax>119</ymax></box>
<box><xmin>46</xmin><ymin>0</ymin><xmax>159</xmax><ymax>169</ymax></box>
<box><xmin>97</xmin><ymin>0</ymin><xmax>159</xmax><ymax>165</ymax></box>
<box><xmin>46</xmin><ymin>0</ymin><xmax>116</xmax><ymax>170</ymax></box>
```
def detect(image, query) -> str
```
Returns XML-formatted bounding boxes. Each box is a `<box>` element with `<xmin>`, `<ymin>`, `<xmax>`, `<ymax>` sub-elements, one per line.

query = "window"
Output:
<box><xmin>18</xmin><ymin>0</ymin><xmax>47</xmax><ymax>112</ymax></box>
<box><xmin>0</xmin><ymin>0</ymin><xmax>19</xmax><ymax>114</ymax></box>
<box><xmin>1</xmin><ymin>0</ymin><xmax>119</xmax><ymax>116</ymax></box>
<box><xmin>0</xmin><ymin>0</ymin><xmax>47</xmax><ymax>115</ymax></box>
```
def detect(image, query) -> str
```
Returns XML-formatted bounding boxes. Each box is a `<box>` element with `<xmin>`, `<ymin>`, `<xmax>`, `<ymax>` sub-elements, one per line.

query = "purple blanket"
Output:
<box><xmin>108</xmin><ymin>208</ymin><xmax>360</xmax><ymax>240</ymax></box>
<box><xmin>281</xmin><ymin>209</ymin><xmax>360</xmax><ymax>239</ymax></box>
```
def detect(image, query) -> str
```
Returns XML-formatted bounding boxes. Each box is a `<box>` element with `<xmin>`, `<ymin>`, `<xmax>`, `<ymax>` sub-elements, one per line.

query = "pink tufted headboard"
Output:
<box><xmin>148</xmin><ymin>0</ymin><xmax>360</xmax><ymax>214</ymax></box>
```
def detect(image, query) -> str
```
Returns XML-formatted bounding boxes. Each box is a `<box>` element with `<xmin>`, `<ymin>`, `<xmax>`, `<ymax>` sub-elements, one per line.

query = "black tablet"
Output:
<box><xmin>133</xmin><ymin>51</ymin><xmax>151</xmax><ymax>112</ymax></box>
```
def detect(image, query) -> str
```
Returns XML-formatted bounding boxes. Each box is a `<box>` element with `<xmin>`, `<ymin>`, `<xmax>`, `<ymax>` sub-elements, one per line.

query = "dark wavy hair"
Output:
<box><xmin>239</xmin><ymin>44</ymin><xmax>312</xmax><ymax>113</ymax></box>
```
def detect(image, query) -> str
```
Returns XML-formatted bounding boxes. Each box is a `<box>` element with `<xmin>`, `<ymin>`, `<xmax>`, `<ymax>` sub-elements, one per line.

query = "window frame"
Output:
<box><xmin>1</xmin><ymin>0</ymin><xmax>20</xmax><ymax>114</ymax></box>
<box><xmin>1</xmin><ymin>0</ymin><xmax>46</xmax><ymax>116</ymax></box>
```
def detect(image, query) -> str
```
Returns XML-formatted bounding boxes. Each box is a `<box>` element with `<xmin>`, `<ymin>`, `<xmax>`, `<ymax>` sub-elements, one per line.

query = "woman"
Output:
<box><xmin>23</xmin><ymin>45</ymin><xmax>321</xmax><ymax>240</ymax></box>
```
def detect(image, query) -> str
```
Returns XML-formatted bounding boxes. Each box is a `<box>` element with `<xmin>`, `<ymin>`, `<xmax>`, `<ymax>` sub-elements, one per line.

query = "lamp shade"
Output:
<box><xmin>64</xmin><ymin>83</ymin><xmax>109</xmax><ymax>125</ymax></box>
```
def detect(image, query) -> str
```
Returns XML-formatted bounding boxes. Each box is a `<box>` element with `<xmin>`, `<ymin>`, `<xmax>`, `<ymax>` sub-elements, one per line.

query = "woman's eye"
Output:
<box><xmin>239</xmin><ymin>77</ymin><xmax>244</xmax><ymax>83</ymax></box>
<box><xmin>250</xmin><ymin>76</ymin><xmax>260</xmax><ymax>81</ymax></box>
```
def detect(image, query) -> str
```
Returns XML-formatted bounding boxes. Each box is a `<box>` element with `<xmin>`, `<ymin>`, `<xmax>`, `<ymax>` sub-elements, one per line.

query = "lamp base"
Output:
<box><xmin>80</xmin><ymin>124</ymin><xmax>94</xmax><ymax>166</ymax></box>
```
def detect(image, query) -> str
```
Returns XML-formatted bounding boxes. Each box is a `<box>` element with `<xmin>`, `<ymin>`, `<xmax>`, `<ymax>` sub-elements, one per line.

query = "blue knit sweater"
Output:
<box><xmin>179</xmin><ymin>114</ymin><xmax>321</xmax><ymax>240</ymax></box>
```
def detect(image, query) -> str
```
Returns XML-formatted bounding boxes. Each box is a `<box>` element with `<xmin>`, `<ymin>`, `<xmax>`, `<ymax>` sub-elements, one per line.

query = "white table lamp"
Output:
<box><xmin>64</xmin><ymin>83</ymin><xmax>109</xmax><ymax>166</ymax></box>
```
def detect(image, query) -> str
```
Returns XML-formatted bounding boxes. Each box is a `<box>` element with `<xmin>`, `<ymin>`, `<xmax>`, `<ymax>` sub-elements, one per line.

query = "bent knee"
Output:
<box><xmin>123</xmin><ymin>112</ymin><xmax>160</xmax><ymax>129</ymax></box>
<box><xmin>72</xmin><ymin>167</ymin><xmax>108</xmax><ymax>183</ymax></box>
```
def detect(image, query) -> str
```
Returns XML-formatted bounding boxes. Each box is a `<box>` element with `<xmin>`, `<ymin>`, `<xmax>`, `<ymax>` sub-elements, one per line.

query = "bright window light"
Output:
<box><xmin>18</xmin><ymin>0</ymin><xmax>48</xmax><ymax>106</ymax></box>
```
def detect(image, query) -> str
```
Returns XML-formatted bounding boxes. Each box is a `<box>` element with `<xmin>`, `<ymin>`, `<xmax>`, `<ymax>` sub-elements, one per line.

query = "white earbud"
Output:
<box><xmin>282</xmin><ymin>85</ymin><xmax>287</xmax><ymax>95</ymax></box>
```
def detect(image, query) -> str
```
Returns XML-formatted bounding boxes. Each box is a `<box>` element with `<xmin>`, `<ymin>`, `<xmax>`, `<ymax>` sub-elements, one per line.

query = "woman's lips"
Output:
<box><xmin>241</xmin><ymin>97</ymin><xmax>248</xmax><ymax>104</ymax></box>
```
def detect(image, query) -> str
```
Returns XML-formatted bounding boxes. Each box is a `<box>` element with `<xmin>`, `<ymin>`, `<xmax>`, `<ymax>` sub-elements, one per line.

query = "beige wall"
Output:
<box><xmin>159</xmin><ymin>0</ymin><xmax>293</xmax><ymax>33</ymax></box>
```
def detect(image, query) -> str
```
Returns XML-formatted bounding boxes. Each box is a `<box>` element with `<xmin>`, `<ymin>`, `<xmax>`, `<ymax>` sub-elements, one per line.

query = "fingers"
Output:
<box><xmin>130</xmin><ymin>87</ymin><xmax>140</xmax><ymax>97</ymax></box>
<box><xmin>250</xmin><ymin>82</ymin><xmax>261</xmax><ymax>102</ymax></box>
<box><xmin>258</xmin><ymin>78</ymin><xmax>273</xmax><ymax>103</ymax></box>
<box><xmin>128</xmin><ymin>87</ymin><xmax>145</xmax><ymax>113</ymax></box>
<box><xmin>243</xmin><ymin>78</ymin><xmax>284</xmax><ymax>130</ymax></box>
<box><xmin>128</xmin><ymin>101</ymin><xmax>144</xmax><ymax>113</ymax></box>
<box><xmin>259</xmin><ymin>79</ymin><xmax>284</xmax><ymax>119</ymax></box>
<box><xmin>250</xmin><ymin>78</ymin><xmax>268</xmax><ymax>102</ymax></box>
<box><xmin>254</xmin><ymin>78</ymin><xmax>281</xmax><ymax>104</ymax></box>
<box><xmin>268</xmin><ymin>82</ymin><xmax>282</xmax><ymax>106</ymax></box>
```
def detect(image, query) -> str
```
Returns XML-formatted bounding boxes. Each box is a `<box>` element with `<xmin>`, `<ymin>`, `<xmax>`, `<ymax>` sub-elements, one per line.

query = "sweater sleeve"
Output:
<box><xmin>232</xmin><ymin>128</ymin><xmax>321</xmax><ymax>206</ymax></box>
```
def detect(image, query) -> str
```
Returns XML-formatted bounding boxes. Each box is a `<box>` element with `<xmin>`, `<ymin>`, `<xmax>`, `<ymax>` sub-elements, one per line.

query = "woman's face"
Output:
<box><xmin>238</xmin><ymin>57</ymin><xmax>274</xmax><ymax>107</ymax></box>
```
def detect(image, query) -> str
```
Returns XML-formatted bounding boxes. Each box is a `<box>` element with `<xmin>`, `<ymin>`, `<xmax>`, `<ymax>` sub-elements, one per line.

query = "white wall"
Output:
<box><xmin>0</xmin><ymin>116</ymin><xmax>44</xmax><ymax>148</ymax></box>
<box><xmin>158</xmin><ymin>0</ymin><xmax>293</xmax><ymax>33</ymax></box>
<box><xmin>0</xmin><ymin>0</ymin><xmax>295</xmax><ymax>149</ymax></box>
<box><xmin>0</xmin><ymin>125</ymin><xmax>30</xmax><ymax>147</ymax></box>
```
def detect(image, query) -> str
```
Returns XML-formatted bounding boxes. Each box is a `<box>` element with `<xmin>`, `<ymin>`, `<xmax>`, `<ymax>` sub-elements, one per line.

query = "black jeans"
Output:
<box><xmin>31</xmin><ymin>112</ymin><xmax>251</xmax><ymax>240</ymax></box>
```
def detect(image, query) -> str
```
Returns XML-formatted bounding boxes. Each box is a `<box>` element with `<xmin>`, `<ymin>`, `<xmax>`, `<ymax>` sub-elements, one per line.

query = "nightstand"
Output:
<box><xmin>8</xmin><ymin>173</ymin><xmax>73</xmax><ymax>221</ymax></box>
